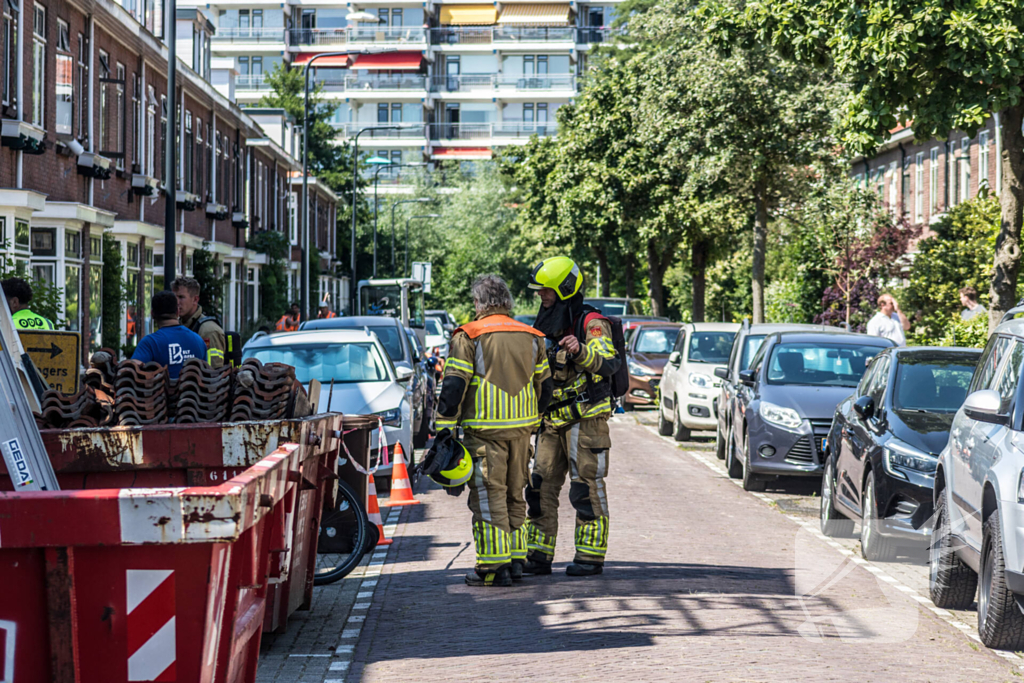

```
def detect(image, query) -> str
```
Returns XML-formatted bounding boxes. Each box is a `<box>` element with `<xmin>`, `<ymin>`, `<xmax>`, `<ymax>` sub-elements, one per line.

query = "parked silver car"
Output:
<box><xmin>932</xmin><ymin>318</ymin><xmax>1024</xmax><ymax>650</ymax></box>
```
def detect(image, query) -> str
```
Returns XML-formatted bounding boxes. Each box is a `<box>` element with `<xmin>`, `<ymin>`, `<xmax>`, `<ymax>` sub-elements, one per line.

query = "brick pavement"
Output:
<box><xmin>343</xmin><ymin>417</ymin><xmax>1019</xmax><ymax>682</ymax></box>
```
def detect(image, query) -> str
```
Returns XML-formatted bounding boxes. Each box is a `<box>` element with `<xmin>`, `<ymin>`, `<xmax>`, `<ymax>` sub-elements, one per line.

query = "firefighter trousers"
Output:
<box><xmin>464</xmin><ymin>431</ymin><xmax>532</xmax><ymax>571</ymax></box>
<box><xmin>525</xmin><ymin>416</ymin><xmax>611</xmax><ymax>565</ymax></box>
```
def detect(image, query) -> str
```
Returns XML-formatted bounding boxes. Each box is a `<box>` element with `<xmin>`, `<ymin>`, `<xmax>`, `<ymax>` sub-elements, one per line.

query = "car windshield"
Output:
<box><xmin>893</xmin><ymin>356</ymin><xmax>979</xmax><ymax>412</ymax></box>
<box><xmin>367</xmin><ymin>325</ymin><xmax>404</xmax><ymax>362</ymax></box>
<box><xmin>246</xmin><ymin>342</ymin><xmax>390</xmax><ymax>384</ymax></box>
<box><xmin>688</xmin><ymin>332</ymin><xmax>735</xmax><ymax>364</ymax></box>
<box><xmin>767</xmin><ymin>342</ymin><xmax>883</xmax><ymax>387</ymax></box>
<box><xmin>425</xmin><ymin>318</ymin><xmax>444</xmax><ymax>336</ymax></box>
<box><xmin>740</xmin><ymin>335</ymin><xmax>767</xmax><ymax>370</ymax></box>
<box><xmin>635</xmin><ymin>328</ymin><xmax>679</xmax><ymax>355</ymax></box>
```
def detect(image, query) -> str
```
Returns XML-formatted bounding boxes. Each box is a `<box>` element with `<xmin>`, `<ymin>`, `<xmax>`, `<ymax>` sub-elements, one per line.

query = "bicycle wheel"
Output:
<box><xmin>314</xmin><ymin>479</ymin><xmax>369</xmax><ymax>585</ymax></box>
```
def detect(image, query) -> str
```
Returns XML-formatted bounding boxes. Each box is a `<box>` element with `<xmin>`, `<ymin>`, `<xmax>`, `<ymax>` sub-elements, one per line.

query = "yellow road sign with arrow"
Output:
<box><xmin>19</xmin><ymin>330</ymin><xmax>81</xmax><ymax>394</ymax></box>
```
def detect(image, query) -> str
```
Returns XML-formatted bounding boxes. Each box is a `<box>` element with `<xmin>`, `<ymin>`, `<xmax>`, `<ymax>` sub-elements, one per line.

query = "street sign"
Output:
<box><xmin>19</xmin><ymin>330</ymin><xmax>81</xmax><ymax>394</ymax></box>
<box><xmin>411</xmin><ymin>261</ymin><xmax>432</xmax><ymax>294</ymax></box>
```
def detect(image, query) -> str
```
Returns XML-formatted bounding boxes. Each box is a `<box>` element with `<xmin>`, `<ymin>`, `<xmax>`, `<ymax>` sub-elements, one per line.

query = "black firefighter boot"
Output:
<box><xmin>521</xmin><ymin>552</ymin><xmax>552</xmax><ymax>576</ymax></box>
<box><xmin>510</xmin><ymin>560</ymin><xmax>525</xmax><ymax>581</ymax></box>
<box><xmin>465</xmin><ymin>565</ymin><xmax>513</xmax><ymax>587</ymax></box>
<box><xmin>566</xmin><ymin>561</ymin><xmax>603</xmax><ymax>577</ymax></box>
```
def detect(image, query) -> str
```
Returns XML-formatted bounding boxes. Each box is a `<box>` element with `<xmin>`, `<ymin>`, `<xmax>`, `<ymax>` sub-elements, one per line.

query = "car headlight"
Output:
<box><xmin>628</xmin><ymin>358</ymin><xmax>656</xmax><ymax>377</ymax></box>
<box><xmin>883</xmin><ymin>439</ymin><xmax>937</xmax><ymax>480</ymax></box>
<box><xmin>758</xmin><ymin>401</ymin><xmax>803</xmax><ymax>431</ymax></box>
<box><xmin>374</xmin><ymin>408</ymin><xmax>402</xmax><ymax>427</ymax></box>
<box><xmin>688</xmin><ymin>372</ymin><xmax>713</xmax><ymax>388</ymax></box>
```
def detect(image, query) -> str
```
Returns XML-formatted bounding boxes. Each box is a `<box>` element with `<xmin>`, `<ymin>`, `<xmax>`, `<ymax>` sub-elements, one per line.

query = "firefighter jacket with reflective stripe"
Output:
<box><xmin>182</xmin><ymin>306</ymin><xmax>227</xmax><ymax>368</ymax></box>
<box><xmin>437</xmin><ymin>308</ymin><xmax>551</xmax><ymax>440</ymax></box>
<box><xmin>545</xmin><ymin>316</ymin><xmax>616</xmax><ymax>428</ymax></box>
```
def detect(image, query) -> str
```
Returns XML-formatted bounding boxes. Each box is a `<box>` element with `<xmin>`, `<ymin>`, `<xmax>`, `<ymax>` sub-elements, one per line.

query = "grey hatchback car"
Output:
<box><xmin>727</xmin><ymin>331</ymin><xmax>893</xmax><ymax>491</ymax></box>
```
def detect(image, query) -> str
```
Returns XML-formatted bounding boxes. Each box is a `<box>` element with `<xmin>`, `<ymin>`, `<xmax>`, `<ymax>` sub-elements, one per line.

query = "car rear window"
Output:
<box><xmin>688</xmin><ymin>332</ymin><xmax>735</xmax><ymax>364</ymax></box>
<box><xmin>246</xmin><ymin>342</ymin><xmax>390</xmax><ymax>384</ymax></box>
<box><xmin>893</xmin><ymin>356</ymin><xmax>979</xmax><ymax>412</ymax></box>
<box><xmin>635</xmin><ymin>328</ymin><xmax>679</xmax><ymax>354</ymax></box>
<box><xmin>767</xmin><ymin>342</ymin><xmax>884</xmax><ymax>387</ymax></box>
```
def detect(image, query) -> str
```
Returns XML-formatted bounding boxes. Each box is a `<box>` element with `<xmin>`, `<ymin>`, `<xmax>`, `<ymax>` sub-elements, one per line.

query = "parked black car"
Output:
<box><xmin>821</xmin><ymin>346</ymin><xmax>981</xmax><ymax>560</ymax></box>
<box><xmin>715</xmin><ymin>321</ymin><xmax>842</xmax><ymax>461</ymax></box>
<box><xmin>727</xmin><ymin>331</ymin><xmax>894</xmax><ymax>491</ymax></box>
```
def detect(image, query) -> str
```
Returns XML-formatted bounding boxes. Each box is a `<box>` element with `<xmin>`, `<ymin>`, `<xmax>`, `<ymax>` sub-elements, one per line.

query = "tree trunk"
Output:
<box><xmin>624</xmin><ymin>254</ymin><xmax>636</xmax><ymax>298</ymax></box>
<box><xmin>752</xmin><ymin>179</ymin><xmax>769</xmax><ymax>324</ymax></box>
<box><xmin>990</xmin><ymin>102</ymin><xmax>1024</xmax><ymax>331</ymax></box>
<box><xmin>595</xmin><ymin>247</ymin><xmax>610</xmax><ymax>296</ymax></box>
<box><xmin>646</xmin><ymin>238</ymin><xmax>675</xmax><ymax>317</ymax></box>
<box><xmin>691</xmin><ymin>237</ymin><xmax>709</xmax><ymax>322</ymax></box>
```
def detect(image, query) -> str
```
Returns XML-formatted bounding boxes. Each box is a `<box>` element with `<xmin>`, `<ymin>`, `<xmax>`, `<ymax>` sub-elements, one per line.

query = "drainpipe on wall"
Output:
<box><xmin>15</xmin><ymin>0</ymin><xmax>24</xmax><ymax>187</ymax></box>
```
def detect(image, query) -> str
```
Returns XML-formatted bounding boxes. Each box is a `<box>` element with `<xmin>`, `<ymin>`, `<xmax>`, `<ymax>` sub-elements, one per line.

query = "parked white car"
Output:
<box><xmin>425</xmin><ymin>316</ymin><xmax>450</xmax><ymax>358</ymax></box>
<box><xmin>931</xmin><ymin>317</ymin><xmax>1024</xmax><ymax>649</ymax></box>
<box><xmin>242</xmin><ymin>329</ymin><xmax>413</xmax><ymax>482</ymax></box>
<box><xmin>658</xmin><ymin>322</ymin><xmax>740</xmax><ymax>440</ymax></box>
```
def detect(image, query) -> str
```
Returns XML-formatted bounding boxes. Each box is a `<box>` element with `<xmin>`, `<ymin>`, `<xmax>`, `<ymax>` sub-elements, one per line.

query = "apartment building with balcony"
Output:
<box><xmin>0</xmin><ymin>0</ymin><xmax>339</xmax><ymax>354</ymax></box>
<box><xmin>194</xmin><ymin>0</ymin><xmax>622</xmax><ymax>168</ymax></box>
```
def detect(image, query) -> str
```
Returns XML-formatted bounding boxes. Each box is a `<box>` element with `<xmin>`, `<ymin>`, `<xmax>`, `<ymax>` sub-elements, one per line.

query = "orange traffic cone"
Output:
<box><xmin>367</xmin><ymin>474</ymin><xmax>392</xmax><ymax>546</ymax></box>
<box><xmin>381</xmin><ymin>442</ymin><xmax>420</xmax><ymax>507</ymax></box>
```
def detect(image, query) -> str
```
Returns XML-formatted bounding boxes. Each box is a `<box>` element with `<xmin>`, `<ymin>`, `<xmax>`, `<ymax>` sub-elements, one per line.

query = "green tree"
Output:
<box><xmin>698</xmin><ymin>0</ymin><xmax>1024</xmax><ymax>327</ymax></box>
<box><xmin>192</xmin><ymin>245</ymin><xmax>229</xmax><ymax>319</ymax></box>
<box><xmin>101</xmin><ymin>233</ymin><xmax>126</xmax><ymax>350</ymax></box>
<box><xmin>246</xmin><ymin>230</ymin><xmax>291</xmax><ymax>324</ymax></box>
<box><xmin>904</xmin><ymin>194</ymin><xmax>1000</xmax><ymax>337</ymax></box>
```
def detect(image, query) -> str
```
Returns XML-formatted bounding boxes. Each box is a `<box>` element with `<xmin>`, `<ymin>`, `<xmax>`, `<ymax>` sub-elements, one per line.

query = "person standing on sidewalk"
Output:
<box><xmin>2</xmin><ymin>277</ymin><xmax>54</xmax><ymax>330</ymax></box>
<box><xmin>523</xmin><ymin>257</ymin><xmax>620</xmax><ymax>577</ymax></box>
<box><xmin>435</xmin><ymin>275</ymin><xmax>552</xmax><ymax>587</ymax></box>
<box><xmin>132</xmin><ymin>291</ymin><xmax>208</xmax><ymax>380</ymax></box>
<box><xmin>866</xmin><ymin>293</ymin><xmax>909</xmax><ymax>347</ymax></box>
<box><xmin>959</xmin><ymin>287</ymin><xmax>987</xmax><ymax>322</ymax></box>
<box><xmin>172</xmin><ymin>276</ymin><xmax>226</xmax><ymax>367</ymax></box>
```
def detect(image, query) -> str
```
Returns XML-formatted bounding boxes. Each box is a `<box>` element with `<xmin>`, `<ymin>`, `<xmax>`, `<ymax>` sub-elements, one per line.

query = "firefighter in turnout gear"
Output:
<box><xmin>523</xmin><ymin>257</ymin><xmax>620</xmax><ymax>577</ymax></box>
<box><xmin>435</xmin><ymin>274</ymin><xmax>553</xmax><ymax>587</ymax></box>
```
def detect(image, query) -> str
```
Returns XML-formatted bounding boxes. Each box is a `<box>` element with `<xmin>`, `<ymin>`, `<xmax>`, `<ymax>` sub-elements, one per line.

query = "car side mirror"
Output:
<box><xmin>396</xmin><ymin>366</ymin><xmax>414</xmax><ymax>383</ymax></box>
<box><xmin>714</xmin><ymin>367</ymin><xmax>729</xmax><ymax>380</ymax></box>
<box><xmin>669</xmin><ymin>351</ymin><xmax>681</xmax><ymax>366</ymax></box>
<box><xmin>963</xmin><ymin>389</ymin><xmax>1008</xmax><ymax>425</ymax></box>
<box><xmin>853</xmin><ymin>395</ymin><xmax>875</xmax><ymax>420</ymax></box>
<box><xmin>738</xmin><ymin>369</ymin><xmax>756</xmax><ymax>386</ymax></box>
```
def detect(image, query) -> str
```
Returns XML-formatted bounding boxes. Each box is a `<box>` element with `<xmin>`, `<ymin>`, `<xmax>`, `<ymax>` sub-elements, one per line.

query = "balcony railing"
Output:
<box><xmin>575</xmin><ymin>27</ymin><xmax>625</xmax><ymax>44</ymax></box>
<box><xmin>428</xmin><ymin>122</ymin><xmax>556</xmax><ymax>139</ymax></box>
<box><xmin>212</xmin><ymin>27</ymin><xmax>286</xmax><ymax>42</ymax></box>
<box><xmin>316</xmin><ymin>74</ymin><xmax>429</xmax><ymax>92</ymax></box>
<box><xmin>493</xmin><ymin>26</ymin><xmax>575</xmax><ymax>42</ymax></box>
<box><xmin>332</xmin><ymin>123</ymin><xmax>427</xmax><ymax>139</ymax></box>
<box><xmin>430</xmin><ymin>74</ymin><xmax>575</xmax><ymax>92</ymax></box>
<box><xmin>236</xmin><ymin>74</ymin><xmax>274</xmax><ymax>90</ymax></box>
<box><xmin>288</xmin><ymin>26</ymin><xmax>426</xmax><ymax>46</ymax></box>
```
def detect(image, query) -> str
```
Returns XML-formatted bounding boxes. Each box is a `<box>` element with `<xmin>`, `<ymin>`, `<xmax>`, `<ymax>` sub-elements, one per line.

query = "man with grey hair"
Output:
<box><xmin>435</xmin><ymin>274</ymin><xmax>554</xmax><ymax>586</ymax></box>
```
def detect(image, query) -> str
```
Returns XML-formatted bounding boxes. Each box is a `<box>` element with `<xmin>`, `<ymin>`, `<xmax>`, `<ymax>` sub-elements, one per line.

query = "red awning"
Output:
<box><xmin>292</xmin><ymin>53</ymin><xmax>350</xmax><ymax>67</ymax></box>
<box><xmin>351</xmin><ymin>52</ymin><xmax>424</xmax><ymax>70</ymax></box>
<box><xmin>431</xmin><ymin>147</ymin><xmax>492</xmax><ymax>160</ymax></box>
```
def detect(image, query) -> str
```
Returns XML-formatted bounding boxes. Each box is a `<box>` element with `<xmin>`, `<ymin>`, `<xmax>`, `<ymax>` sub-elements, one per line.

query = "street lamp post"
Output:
<box><xmin>390</xmin><ymin>198</ymin><xmax>430</xmax><ymax>276</ymax></box>
<box><xmin>349</xmin><ymin>126</ymin><xmax>399</xmax><ymax>314</ymax></box>
<box><xmin>405</xmin><ymin>214</ymin><xmax>440</xmax><ymax>277</ymax></box>
<box><xmin>371</xmin><ymin>162</ymin><xmax>427</xmax><ymax>277</ymax></box>
<box><xmin>163</xmin><ymin>0</ymin><xmax>178</xmax><ymax>288</ymax></box>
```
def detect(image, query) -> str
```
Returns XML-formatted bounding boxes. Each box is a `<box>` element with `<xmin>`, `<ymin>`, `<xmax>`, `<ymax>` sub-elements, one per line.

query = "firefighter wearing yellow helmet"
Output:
<box><xmin>523</xmin><ymin>256</ymin><xmax>619</xmax><ymax>577</ymax></box>
<box><xmin>435</xmin><ymin>274</ymin><xmax>553</xmax><ymax>587</ymax></box>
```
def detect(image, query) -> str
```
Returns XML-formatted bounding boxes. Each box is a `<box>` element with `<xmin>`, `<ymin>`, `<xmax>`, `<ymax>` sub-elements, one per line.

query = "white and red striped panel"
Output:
<box><xmin>126</xmin><ymin>570</ymin><xmax>176</xmax><ymax>682</ymax></box>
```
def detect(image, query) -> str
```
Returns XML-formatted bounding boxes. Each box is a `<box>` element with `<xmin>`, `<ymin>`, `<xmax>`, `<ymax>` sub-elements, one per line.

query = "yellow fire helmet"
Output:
<box><xmin>528</xmin><ymin>256</ymin><xmax>582</xmax><ymax>301</ymax></box>
<box><xmin>431</xmin><ymin>438</ymin><xmax>474</xmax><ymax>488</ymax></box>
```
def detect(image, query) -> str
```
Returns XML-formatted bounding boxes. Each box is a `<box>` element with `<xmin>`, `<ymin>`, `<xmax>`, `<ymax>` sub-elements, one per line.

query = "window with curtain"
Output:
<box><xmin>55</xmin><ymin>19</ymin><xmax>72</xmax><ymax>135</ymax></box>
<box><xmin>31</xmin><ymin>4</ymin><xmax>45</xmax><ymax>127</ymax></box>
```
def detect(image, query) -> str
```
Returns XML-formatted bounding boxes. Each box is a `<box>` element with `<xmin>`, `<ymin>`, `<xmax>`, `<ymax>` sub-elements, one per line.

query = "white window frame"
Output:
<box><xmin>888</xmin><ymin>161</ymin><xmax>898</xmax><ymax>215</ymax></box>
<box><xmin>915</xmin><ymin>152</ymin><xmax>924</xmax><ymax>223</ymax></box>
<box><xmin>929</xmin><ymin>147</ymin><xmax>939</xmax><ymax>214</ymax></box>
<box><xmin>979</xmin><ymin>130</ymin><xmax>990</xmax><ymax>187</ymax></box>
<box><xmin>31</xmin><ymin>4</ymin><xmax>46</xmax><ymax>127</ymax></box>
<box><xmin>146</xmin><ymin>85</ymin><xmax>156</xmax><ymax>177</ymax></box>
<box><xmin>960</xmin><ymin>137</ymin><xmax>971</xmax><ymax>203</ymax></box>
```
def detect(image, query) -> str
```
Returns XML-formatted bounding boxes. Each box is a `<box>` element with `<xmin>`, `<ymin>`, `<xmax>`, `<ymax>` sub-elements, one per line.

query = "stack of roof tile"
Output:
<box><xmin>229</xmin><ymin>358</ymin><xmax>300</xmax><ymax>422</ymax></box>
<box><xmin>37</xmin><ymin>386</ymin><xmax>115</xmax><ymax>429</ymax></box>
<box><xmin>114</xmin><ymin>360</ymin><xmax>169</xmax><ymax>425</ymax></box>
<box><xmin>174</xmin><ymin>358</ymin><xmax>234</xmax><ymax>423</ymax></box>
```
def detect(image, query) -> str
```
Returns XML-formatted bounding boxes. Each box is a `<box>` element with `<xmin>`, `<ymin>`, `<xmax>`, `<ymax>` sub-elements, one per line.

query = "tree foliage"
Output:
<box><xmin>101</xmin><ymin>233</ymin><xmax>125</xmax><ymax>349</ymax></box>
<box><xmin>695</xmin><ymin>0</ymin><xmax>1024</xmax><ymax>325</ymax></box>
<box><xmin>246</xmin><ymin>230</ymin><xmax>291</xmax><ymax>324</ymax></box>
<box><xmin>192</xmin><ymin>245</ymin><xmax>229</xmax><ymax>319</ymax></box>
<box><xmin>904</xmin><ymin>194</ymin><xmax>1000</xmax><ymax>337</ymax></box>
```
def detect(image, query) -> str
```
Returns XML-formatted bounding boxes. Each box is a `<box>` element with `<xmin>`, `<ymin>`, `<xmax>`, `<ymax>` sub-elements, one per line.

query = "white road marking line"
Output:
<box><xmin>356</xmin><ymin>591</ymin><xmax>373</xmax><ymax>599</ymax></box>
<box><xmin>289</xmin><ymin>654</ymin><xmax>331</xmax><ymax>657</ymax></box>
<box><xmin>340</xmin><ymin>628</ymin><xmax>362</xmax><ymax>639</ymax></box>
<box><xmin>352</xmin><ymin>602</ymin><xmax>371</xmax><ymax>610</ymax></box>
<box><xmin>635</xmin><ymin>419</ymin><xmax>1024</xmax><ymax>669</ymax></box>
<box><xmin>335</xmin><ymin>645</ymin><xmax>354</xmax><ymax>655</ymax></box>
<box><xmin>330</xmin><ymin>661</ymin><xmax>350</xmax><ymax>671</ymax></box>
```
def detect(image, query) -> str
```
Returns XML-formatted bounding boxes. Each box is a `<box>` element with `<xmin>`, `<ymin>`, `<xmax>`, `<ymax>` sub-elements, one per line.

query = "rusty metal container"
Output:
<box><xmin>0</xmin><ymin>444</ymin><xmax>304</xmax><ymax>683</ymax></box>
<box><xmin>0</xmin><ymin>415</ymin><xmax>344</xmax><ymax>635</ymax></box>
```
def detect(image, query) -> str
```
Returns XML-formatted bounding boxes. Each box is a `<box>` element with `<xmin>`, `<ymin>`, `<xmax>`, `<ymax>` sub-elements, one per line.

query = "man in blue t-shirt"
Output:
<box><xmin>132</xmin><ymin>290</ymin><xmax>208</xmax><ymax>379</ymax></box>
